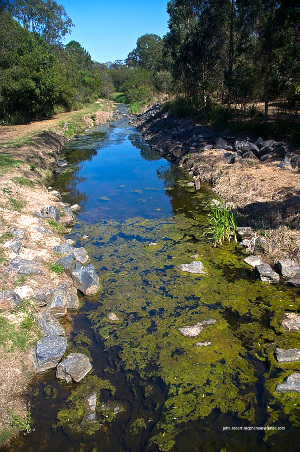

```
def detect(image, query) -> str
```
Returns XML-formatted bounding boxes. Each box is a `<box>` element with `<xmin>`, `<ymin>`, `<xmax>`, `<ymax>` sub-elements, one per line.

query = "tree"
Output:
<box><xmin>126</xmin><ymin>34</ymin><xmax>164</xmax><ymax>72</ymax></box>
<box><xmin>6</xmin><ymin>0</ymin><xmax>73</xmax><ymax>44</ymax></box>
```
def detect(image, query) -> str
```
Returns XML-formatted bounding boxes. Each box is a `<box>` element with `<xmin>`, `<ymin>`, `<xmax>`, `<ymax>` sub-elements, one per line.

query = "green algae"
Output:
<box><xmin>72</xmin><ymin>211</ymin><xmax>299</xmax><ymax>450</ymax></box>
<box><xmin>56</xmin><ymin>375</ymin><xmax>115</xmax><ymax>436</ymax></box>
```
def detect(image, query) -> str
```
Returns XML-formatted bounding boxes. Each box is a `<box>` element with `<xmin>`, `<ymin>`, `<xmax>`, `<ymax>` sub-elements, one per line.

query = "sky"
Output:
<box><xmin>61</xmin><ymin>0</ymin><xmax>170</xmax><ymax>64</ymax></box>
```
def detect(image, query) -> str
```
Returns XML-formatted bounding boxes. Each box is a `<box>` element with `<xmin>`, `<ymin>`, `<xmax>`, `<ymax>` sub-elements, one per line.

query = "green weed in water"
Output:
<box><xmin>46</xmin><ymin>219</ymin><xmax>66</xmax><ymax>234</ymax></box>
<box><xmin>7</xmin><ymin>408</ymin><xmax>32</xmax><ymax>435</ymax></box>
<box><xmin>206</xmin><ymin>200</ymin><xmax>237</xmax><ymax>245</ymax></box>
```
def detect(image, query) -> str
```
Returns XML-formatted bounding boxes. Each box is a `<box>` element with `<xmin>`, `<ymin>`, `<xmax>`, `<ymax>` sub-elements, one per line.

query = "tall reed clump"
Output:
<box><xmin>207</xmin><ymin>200</ymin><xmax>237</xmax><ymax>246</ymax></box>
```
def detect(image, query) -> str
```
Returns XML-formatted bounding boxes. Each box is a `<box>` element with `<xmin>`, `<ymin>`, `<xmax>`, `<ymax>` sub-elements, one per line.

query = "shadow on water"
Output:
<box><xmin>4</xmin><ymin>106</ymin><xmax>300</xmax><ymax>452</ymax></box>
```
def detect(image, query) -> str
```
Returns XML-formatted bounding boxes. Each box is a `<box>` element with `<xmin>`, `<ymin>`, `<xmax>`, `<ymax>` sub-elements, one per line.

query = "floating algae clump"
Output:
<box><xmin>56</xmin><ymin>375</ymin><xmax>115</xmax><ymax>435</ymax></box>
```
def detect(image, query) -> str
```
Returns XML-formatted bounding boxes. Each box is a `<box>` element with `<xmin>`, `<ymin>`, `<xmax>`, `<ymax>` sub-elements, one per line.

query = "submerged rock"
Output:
<box><xmin>255</xmin><ymin>263</ymin><xmax>280</xmax><ymax>283</ymax></box>
<box><xmin>71</xmin><ymin>263</ymin><xmax>100</xmax><ymax>295</ymax></box>
<box><xmin>108</xmin><ymin>312</ymin><xmax>120</xmax><ymax>321</ymax></box>
<box><xmin>56</xmin><ymin>353</ymin><xmax>92</xmax><ymax>383</ymax></box>
<box><xmin>195</xmin><ymin>341</ymin><xmax>212</xmax><ymax>347</ymax></box>
<box><xmin>177</xmin><ymin>261</ymin><xmax>207</xmax><ymax>275</ymax></box>
<box><xmin>275</xmin><ymin>348</ymin><xmax>300</xmax><ymax>363</ymax></box>
<box><xmin>178</xmin><ymin>319</ymin><xmax>216</xmax><ymax>337</ymax></box>
<box><xmin>86</xmin><ymin>391</ymin><xmax>97</xmax><ymax>421</ymax></box>
<box><xmin>244</xmin><ymin>255</ymin><xmax>263</xmax><ymax>268</ymax></box>
<box><xmin>281</xmin><ymin>312</ymin><xmax>300</xmax><ymax>331</ymax></box>
<box><xmin>276</xmin><ymin>373</ymin><xmax>300</xmax><ymax>393</ymax></box>
<box><xmin>34</xmin><ymin>335</ymin><xmax>67</xmax><ymax>372</ymax></box>
<box><xmin>0</xmin><ymin>290</ymin><xmax>23</xmax><ymax>310</ymax></box>
<box><xmin>8</xmin><ymin>257</ymin><xmax>42</xmax><ymax>275</ymax></box>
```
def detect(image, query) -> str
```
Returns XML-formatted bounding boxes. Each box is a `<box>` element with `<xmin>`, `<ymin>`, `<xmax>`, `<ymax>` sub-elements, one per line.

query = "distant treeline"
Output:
<box><xmin>1</xmin><ymin>0</ymin><xmax>299</xmax><ymax>125</ymax></box>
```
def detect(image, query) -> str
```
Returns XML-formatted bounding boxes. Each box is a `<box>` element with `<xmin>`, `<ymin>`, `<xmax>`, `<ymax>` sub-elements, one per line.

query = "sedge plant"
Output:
<box><xmin>206</xmin><ymin>200</ymin><xmax>237</xmax><ymax>246</ymax></box>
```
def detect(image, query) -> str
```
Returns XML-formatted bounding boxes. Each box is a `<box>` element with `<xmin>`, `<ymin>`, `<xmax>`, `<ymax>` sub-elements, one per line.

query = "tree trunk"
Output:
<box><xmin>227</xmin><ymin>0</ymin><xmax>234</xmax><ymax>114</ymax></box>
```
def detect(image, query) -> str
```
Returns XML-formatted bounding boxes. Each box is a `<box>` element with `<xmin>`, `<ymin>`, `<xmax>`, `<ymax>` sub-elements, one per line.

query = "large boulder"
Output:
<box><xmin>0</xmin><ymin>290</ymin><xmax>23</xmax><ymax>310</ymax></box>
<box><xmin>40</xmin><ymin>206</ymin><xmax>60</xmax><ymax>221</ymax></box>
<box><xmin>55</xmin><ymin>253</ymin><xmax>76</xmax><ymax>271</ymax></box>
<box><xmin>35</xmin><ymin>311</ymin><xmax>65</xmax><ymax>337</ymax></box>
<box><xmin>47</xmin><ymin>284</ymin><xmax>79</xmax><ymax>318</ymax></box>
<box><xmin>255</xmin><ymin>263</ymin><xmax>280</xmax><ymax>283</ymax></box>
<box><xmin>276</xmin><ymin>259</ymin><xmax>300</xmax><ymax>278</ymax></box>
<box><xmin>281</xmin><ymin>312</ymin><xmax>300</xmax><ymax>331</ymax></box>
<box><xmin>71</xmin><ymin>263</ymin><xmax>100</xmax><ymax>295</ymax></box>
<box><xmin>177</xmin><ymin>261</ymin><xmax>207</xmax><ymax>275</ymax></box>
<box><xmin>244</xmin><ymin>255</ymin><xmax>263</xmax><ymax>268</ymax></box>
<box><xmin>34</xmin><ymin>335</ymin><xmax>67</xmax><ymax>372</ymax></box>
<box><xmin>56</xmin><ymin>353</ymin><xmax>92</xmax><ymax>383</ymax></box>
<box><xmin>276</xmin><ymin>373</ymin><xmax>300</xmax><ymax>393</ymax></box>
<box><xmin>8</xmin><ymin>257</ymin><xmax>42</xmax><ymax>275</ymax></box>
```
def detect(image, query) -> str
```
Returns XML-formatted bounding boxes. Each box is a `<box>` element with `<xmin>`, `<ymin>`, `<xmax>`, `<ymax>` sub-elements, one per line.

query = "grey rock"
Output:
<box><xmin>33</xmin><ymin>289</ymin><xmax>53</xmax><ymax>307</ymax></box>
<box><xmin>57</xmin><ymin>160</ymin><xmax>68</xmax><ymax>167</ymax></box>
<box><xmin>236</xmin><ymin>227</ymin><xmax>253</xmax><ymax>240</ymax></box>
<box><xmin>244</xmin><ymin>255</ymin><xmax>263</xmax><ymax>268</ymax></box>
<box><xmin>86</xmin><ymin>391</ymin><xmax>97</xmax><ymax>421</ymax></box>
<box><xmin>281</xmin><ymin>313</ymin><xmax>300</xmax><ymax>331</ymax></box>
<box><xmin>178</xmin><ymin>319</ymin><xmax>216</xmax><ymax>337</ymax></box>
<box><xmin>55</xmin><ymin>254</ymin><xmax>76</xmax><ymax>271</ymax></box>
<box><xmin>276</xmin><ymin>373</ymin><xmax>300</xmax><ymax>393</ymax></box>
<box><xmin>254</xmin><ymin>237</ymin><xmax>268</xmax><ymax>253</ymax></box>
<box><xmin>108</xmin><ymin>312</ymin><xmax>120</xmax><ymax>321</ymax></box>
<box><xmin>71</xmin><ymin>263</ymin><xmax>100</xmax><ymax>295</ymax></box>
<box><xmin>4</xmin><ymin>239</ymin><xmax>21</xmax><ymax>253</ymax></box>
<box><xmin>70</xmin><ymin>204</ymin><xmax>80</xmax><ymax>212</ymax></box>
<box><xmin>290</xmin><ymin>155</ymin><xmax>300</xmax><ymax>170</ymax></box>
<box><xmin>40</xmin><ymin>206</ymin><xmax>60</xmax><ymax>221</ymax></box>
<box><xmin>34</xmin><ymin>226</ymin><xmax>53</xmax><ymax>234</ymax></box>
<box><xmin>215</xmin><ymin>138</ymin><xmax>233</xmax><ymax>151</ymax></box>
<box><xmin>12</xmin><ymin>229</ymin><xmax>25</xmax><ymax>239</ymax></box>
<box><xmin>275</xmin><ymin>348</ymin><xmax>300</xmax><ymax>363</ymax></box>
<box><xmin>53</xmin><ymin>242</ymin><xmax>74</xmax><ymax>254</ymax></box>
<box><xmin>273</xmin><ymin>144</ymin><xmax>288</xmax><ymax>158</ymax></box>
<box><xmin>277</xmin><ymin>156</ymin><xmax>292</xmax><ymax>170</ymax></box>
<box><xmin>225</xmin><ymin>152</ymin><xmax>236</xmax><ymax>164</ymax></box>
<box><xmin>194</xmin><ymin>179</ymin><xmax>201</xmax><ymax>191</ymax></box>
<box><xmin>8</xmin><ymin>257</ymin><xmax>42</xmax><ymax>275</ymax></box>
<box><xmin>243</xmin><ymin>150</ymin><xmax>258</xmax><ymax>159</ymax></box>
<box><xmin>255</xmin><ymin>263</ymin><xmax>280</xmax><ymax>283</ymax></box>
<box><xmin>60</xmin><ymin>206</ymin><xmax>75</xmax><ymax>227</ymax></box>
<box><xmin>0</xmin><ymin>290</ymin><xmax>23</xmax><ymax>310</ymax></box>
<box><xmin>51</xmin><ymin>190</ymin><xmax>62</xmax><ymax>199</ymax></box>
<box><xmin>258</xmin><ymin>145</ymin><xmax>272</xmax><ymax>159</ymax></box>
<box><xmin>195</xmin><ymin>341</ymin><xmax>212</xmax><ymax>347</ymax></box>
<box><xmin>48</xmin><ymin>284</ymin><xmax>79</xmax><ymax>318</ymax></box>
<box><xmin>73</xmin><ymin>247</ymin><xmax>89</xmax><ymax>264</ymax></box>
<box><xmin>56</xmin><ymin>353</ymin><xmax>92</xmax><ymax>383</ymax></box>
<box><xmin>36</xmin><ymin>311</ymin><xmax>65</xmax><ymax>337</ymax></box>
<box><xmin>177</xmin><ymin>261</ymin><xmax>207</xmax><ymax>275</ymax></box>
<box><xmin>260</xmin><ymin>153</ymin><xmax>272</xmax><ymax>162</ymax></box>
<box><xmin>287</xmin><ymin>274</ymin><xmax>300</xmax><ymax>287</ymax></box>
<box><xmin>276</xmin><ymin>259</ymin><xmax>300</xmax><ymax>278</ymax></box>
<box><xmin>34</xmin><ymin>335</ymin><xmax>67</xmax><ymax>372</ymax></box>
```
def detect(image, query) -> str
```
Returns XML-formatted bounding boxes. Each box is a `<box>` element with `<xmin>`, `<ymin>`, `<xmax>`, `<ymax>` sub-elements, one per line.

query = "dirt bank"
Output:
<box><xmin>0</xmin><ymin>101</ymin><xmax>113</xmax><ymax>445</ymax></box>
<box><xmin>135</xmin><ymin>104</ymin><xmax>300</xmax><ymax>267</ymax></box>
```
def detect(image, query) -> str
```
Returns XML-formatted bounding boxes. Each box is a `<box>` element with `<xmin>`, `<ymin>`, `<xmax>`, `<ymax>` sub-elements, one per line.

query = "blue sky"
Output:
<box><xmin>61</xmin><ymin>0</ymin><xmax>170</xmax><ymax>63</ymax></box>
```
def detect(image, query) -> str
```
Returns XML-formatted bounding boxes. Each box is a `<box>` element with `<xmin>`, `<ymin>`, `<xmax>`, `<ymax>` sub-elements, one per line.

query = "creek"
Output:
<box><xmin>5</xmin><ymin>106</ymin><xmax>300</xmax><ymax>452</ymax></box>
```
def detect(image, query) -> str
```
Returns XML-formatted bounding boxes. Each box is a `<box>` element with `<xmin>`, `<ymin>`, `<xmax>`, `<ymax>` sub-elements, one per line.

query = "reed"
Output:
<box><xmin>207</xmin><ymin>200</ymin><xmax>237</xmax><ymax>246</ymax></box>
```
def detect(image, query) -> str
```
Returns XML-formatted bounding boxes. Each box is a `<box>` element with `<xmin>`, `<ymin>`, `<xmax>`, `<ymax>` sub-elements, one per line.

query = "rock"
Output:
<box><xmin>257</xmin><ymin>145</ymin><xmax>272</xmax><ymax>159</ymax></box>
<box><xmin>244</xmin><ymin>255</ymin><xmax>263</xmax><ymax>268</ymax></box>
<box><xmin>73</xmin><ymin>247</ymin><xmax>89</xmax><ymax>264</ymax></box>
<box><xmin>34</xmin><ymin>335</ymin><xmax>67</xmax><ymax>372</ymax></box>
<box><xmin>273</xmin><ymin>144</ymin><xmax>288</xmax><ymax>158</ymax></box>
<box><xmin>57</xmin><ymin>160</ymin><xmax>68</xmax><ymax>167</ymax></box>
<box><xmin>195</xmin><ymin>341</ymin><xmax>212</xmax><ymax>347</ymax></box>
<box><xmin>287</xmin><ymin>274</ymin><xmax>300</xmax><ymax>287</ymax></box>
<box><xmin>70</xmin><ymin>204</ymin><xmax>80</xmax><ymax>212</ymax></box>
<box><xmin>214</xmin><ymin>138</ymin><xmax>233</xmax><ymax>151</ymax></box>
<box><xmin>275</xmin><ymin>348</ymin><xmax>300</xmax><ymax>363</ymax></box>
<box><xmin>260</xmin><ymin>153</ymin><xmax>272</xmax><ymax>162</ymax></box>
<box><xmin>177</xmin><ymin>261</ymin><xmax>207</xmax><ymax>275</ymax></box>
<box><xmin>281</xmin><ymin>312</ymin><xmax>300</xmax><ymax>331</ymax></box>
<box><xmin>34</xmin><ymin>226</ymin><xmax>53</xmax><ymax>234</ymax></box>
<box><xmin>255</xmin><ymin>137</ymin><xmax>265</xmax><ymax>149</ymax></box>
<box><xmin>194</xmin><ymin>179</ymin><xmax>201</xmax><ymax>191</ymax></box>
<box><xmin>254</xmin><ymin>237</ymin><xmax>267</xmax><ymax>253</ymax></box>
<box><xmin>3</xmin><ymin>239</ymin><xmax>22</xmax><ymax>253</ymax></box>
<box><xmin>40</xmin><ymin>206</ymin><xmax>60</xmax><ymax>221</ymax></box>
<box><xmin>48</xmin><ymin>284</ymin><xmax>79</xmax><ymax>318</ymax></box>
<box><xmin>55</xmin><ymin>253</ymin><xmax>76</xmax><ymax>271</ymax></box>
<box><xmin>236</xmin><ymin>227</ymin><xmax>253</xmax><ymax>240</ymax></box>
<box><xmin>255</xmin><ymin>263</ymin><xmax>280</xmax><ymax>283</ymax></box>
<box><xmin>178</xmin><ymin>319</ymin><xmax>216</xmax><ymax>337</ymax></box>
<box><xmin>12</xmin><ymin>229</ymin><xmax>25</xmax><ymax>239</ymax></box>
<box><xmin>149</xmin><ymin>242</ymin><xmax>157</xmax><ymax>246</ymax></box>
<box><xmin>56</xmin><ymin>353</ymin><xmax>92</xmax><ymax>383</ymax></box>
<box><xmin>0</xmin><ymin>290</ymin><xmax>23</xmax><ymax>310</ymax></box>
<box><xmin>225</xmin><ymin>152</ymin><xmax>236</xmax><ymax>164</ymax></box>
<box><xmin>235</xmin><ymin>140</ymin><xmax>260</xmax><ymax>156</ymax></box>
<box><xmin>53</xmin><ymin>242</ymin><xmax>74</xmax><ymax>254</ymax></box>
<box><xmin>36</xmin><ymin>311</ymin><xmax>65</xmax><ymax>337</ymax></box>
<box><xmin>290</xmin><ymin>155</ymin><xmax>300</xmax><ymax>170</ymax></box>
<box><xmin>60</xmin><ymin>206</ymin><xmax>75</xmax><ymax>227</ymax></box>
<box><xmin>243</xmin><ymin>151</ymin><xmax>258</xmax><ymax>159</ymax></box>
<box><xmin>277</xmin><ymin>156</ymin><xmax>292</xmax><ymax>170</ymax></box>
<box><xmin>86</xmin><ymin>391</ymin><xmax>97</xmax><ymax>421</ymax></box>
<box><xmin>8</xmin><ymin>257</ymin><xmax>42</xmax><ymax>275</ymax></box>
<box><xmin>276</xmin><ymin>373</ymin><xmax>300</xmax><ymax>393</ymax></box>
<box><xmin>71</xmin><ymin>263</ymin><xmax>100</xmax><ymax>295</ymax></box>
<box><xmin>276</xmin><ymin>259</ymin><xmax>300</xmax><ymax>278</ymax></box>
<box><xmin>33</xmin><ymin>289</ymin><xmax>54</xmax><ymax>307</ymax></box>
<box><xmin>108</xmin><ymin>312</ymin><xmax>120</xmax><ymax>321</ymax></box>
<box><xmin>51</xmin><ymin>190</ymin><xmax>62</xmax><ymax>199</ymax></box>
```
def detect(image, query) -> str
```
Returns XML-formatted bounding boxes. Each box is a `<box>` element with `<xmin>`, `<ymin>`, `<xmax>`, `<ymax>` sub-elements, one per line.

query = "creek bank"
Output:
<box><xmin>135</xmin><ymin>103</ymin><xmax>300</xmax><ymax>285</ymax></box>
<box><xmin>0</xmin><ymin>103</ymin><xmax>113</xmax><ymax>445</ymax></box>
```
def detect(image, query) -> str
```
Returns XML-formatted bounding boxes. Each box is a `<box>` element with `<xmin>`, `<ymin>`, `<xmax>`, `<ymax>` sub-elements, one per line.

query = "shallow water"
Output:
<box><xmin>4</xmin><ymin>107</ymin><xmax>300</xmax><ymax>452</ymax></box>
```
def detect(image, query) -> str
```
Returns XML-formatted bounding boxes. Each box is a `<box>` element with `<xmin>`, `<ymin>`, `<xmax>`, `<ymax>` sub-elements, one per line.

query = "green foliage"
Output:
<box><xmin>12</xmin><ymin>177</ymin><xmax>34</xmax><ymax>187</ymax></box>
<box><xmin>206</xmin><ymin>200</ymin><xmax>237</xmax><ymax>246</ymax></box>
<box><xmin>7</xmin><ymin>408</ymin><xmax>32</xmax><ymax>435</ymax></box>
<box><xmin>8</xmin><ymin>197</ymin><xmax>25</xmax><ymax>212</ymax></box>
<box><xmin>0</xmin><ymin>316</ymin><xmax>32</xmax><ymax>352</ymax></box>
<box><xmin>50</xmin><ymin>263</ymin><xmax>64</xmax><ymax>274</ymax></box>
<box><xmin>0</xmin><ymin>154</ymin><xmax>23</xmax><ymax>172</ymax></box>
<box><xmin>46</xmin><ymin>219</ymin><xmax>65</xmax><ymax>233</ymax></box>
